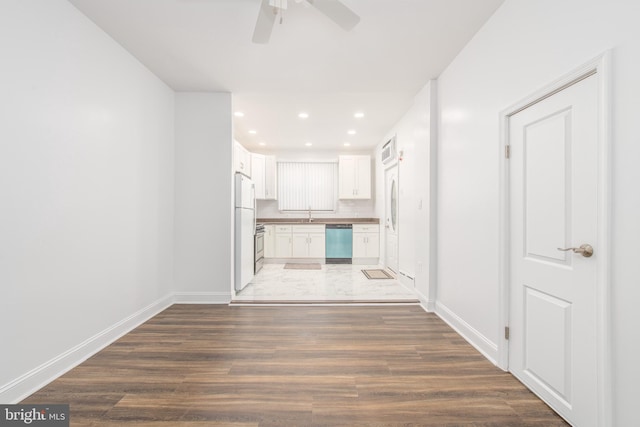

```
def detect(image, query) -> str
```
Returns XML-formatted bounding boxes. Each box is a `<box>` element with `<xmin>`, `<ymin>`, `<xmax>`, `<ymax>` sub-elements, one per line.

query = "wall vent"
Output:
<box><xmin>381</xmin><ymin>136</ymin><xmax>397</xmax><ymax>165</ymax></box>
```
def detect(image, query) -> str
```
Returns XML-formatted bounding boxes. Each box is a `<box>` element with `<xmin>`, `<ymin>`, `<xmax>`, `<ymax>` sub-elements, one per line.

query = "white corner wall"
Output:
<box><xmin>174</xmin><ymin>93</ymin><xmax>233</xmax><ymax>303</ymax></box>
<box><xmin>0</xmin><ymin>0</ymin><xmax>175</xmax><ymax>402</ymax></box>
<box><xmin>435</xmin><ymin>0</ymin><xmax>640</xmax><ymax>424</ymax></box>
<box><xmin>375</xmin><ymin>81</ymin><xmax>437</xmax><ymax>308</ymax></box>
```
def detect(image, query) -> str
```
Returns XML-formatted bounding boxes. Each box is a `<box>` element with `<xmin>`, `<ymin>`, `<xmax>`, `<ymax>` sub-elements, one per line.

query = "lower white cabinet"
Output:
<box><xmin>264</xmin><ymin>223</ymin><xmax>378</xmax><ymax>261</ymax></box>
<box><xmin>292</xmin><ymin>234</ymin><xmax>309</xmax><ymax>258</ymax></box>
<box><xmin>307</xmin><ymin>233</ymin><xmax>325</xmax><ymax>258</ymax></box>
<box><xmin>264</xmin><ymin>225</ymin><xmax>275</xmax><ymax>258</ymax></box>
<box><xmin>352</xmin><ymin>224</ymin><xmax>379</xmax><ymax>258</ymax></box>
<box><xmin>274</xmin><ymin>225</ymin><xmax>292</xmax><ymax>258</ymax></box>
<box><xmin>292</xmin><ymin>225</ymin><xmax>326</xmax><ymax>258</ymax></box>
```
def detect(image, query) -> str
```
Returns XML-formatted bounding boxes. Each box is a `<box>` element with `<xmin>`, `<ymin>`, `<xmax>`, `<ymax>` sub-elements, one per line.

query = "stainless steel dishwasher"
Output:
<box><xmin>325</xmin><ymin>224</ymin><xmax>352</xmax><ymax>264</ymax></box>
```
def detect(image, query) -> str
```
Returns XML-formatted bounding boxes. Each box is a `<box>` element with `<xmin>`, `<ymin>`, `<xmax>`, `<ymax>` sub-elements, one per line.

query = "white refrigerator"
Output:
<box><xmin>234</xmin><ymin>173</ymin><xmax>255</xmax><ymax>292</ymax></box>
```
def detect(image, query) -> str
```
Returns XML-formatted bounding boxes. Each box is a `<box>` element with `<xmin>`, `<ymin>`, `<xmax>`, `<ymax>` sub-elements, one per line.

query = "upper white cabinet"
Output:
<box><xmin>251</xmin><ymin>153</ymin><xmax>265</xmax><ymax>198</ymax></box>
<box><xmin>339</xmin><ymin>155</ymin><xmax>371</xmax><ymax>199</ymax></box>
<box><xmin>264</xmin><ymin>155</ymin><xmax>277</xmax><ymax>200</ymax></box>
<box><xmin>252</xmin><ymin>153</ymin><xmax>277</xmax><ymax>200</ymax></box>
<box><xmin>234</xmin><ymin>141</ymin><xmax>251</xmax><ymax>177</ymax></box>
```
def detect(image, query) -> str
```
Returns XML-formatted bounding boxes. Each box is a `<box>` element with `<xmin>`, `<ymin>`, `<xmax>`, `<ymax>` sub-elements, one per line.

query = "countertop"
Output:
<box><xmin>257</xmin><ymin>217</ymin><xmax>379</xmax><ymax>225</ymax></box>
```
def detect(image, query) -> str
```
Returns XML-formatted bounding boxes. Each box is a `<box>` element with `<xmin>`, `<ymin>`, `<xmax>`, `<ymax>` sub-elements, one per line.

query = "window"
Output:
<box><xmin>277</xmin><ymin>162</ymin><xmax>337</xmax><ymax>211</ymax></box>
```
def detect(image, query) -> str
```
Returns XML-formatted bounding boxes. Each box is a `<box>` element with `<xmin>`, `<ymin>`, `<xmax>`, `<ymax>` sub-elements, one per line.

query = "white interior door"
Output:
<box><xmin>508</xmin><ymin>73</ymin><xmax>599</xmax><ymax>426</ymax></box>
<box><xmin>385</xmin><ymin>166</ymin><xmax>399</xmax><ymax>273</ymax></box>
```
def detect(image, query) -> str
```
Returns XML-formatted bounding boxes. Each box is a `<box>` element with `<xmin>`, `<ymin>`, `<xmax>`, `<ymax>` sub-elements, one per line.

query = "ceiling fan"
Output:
<box><xmin>252</xmin><ymin>0</ymin><xmax>360</xmax><ymax>44</ymax></box>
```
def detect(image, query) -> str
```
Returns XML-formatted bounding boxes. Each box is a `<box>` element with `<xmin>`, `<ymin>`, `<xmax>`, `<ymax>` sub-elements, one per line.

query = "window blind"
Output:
<box><xmin>277</xmin><ymin>162</ymin><xmax>337</xmax><ymax>211</ymax></box>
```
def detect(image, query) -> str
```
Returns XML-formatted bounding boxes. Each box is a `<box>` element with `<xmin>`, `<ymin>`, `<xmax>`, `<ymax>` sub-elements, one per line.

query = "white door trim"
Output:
<box><xmin>498</xmin><ymin>52</ymin><xmax>612</xmax><ymax>426</ymax></box>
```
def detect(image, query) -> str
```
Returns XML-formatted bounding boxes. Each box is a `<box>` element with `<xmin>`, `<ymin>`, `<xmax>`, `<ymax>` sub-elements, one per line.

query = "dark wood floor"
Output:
<box><xmin>23</xmin><ymin>305</ymin><xmax>568</xmax><ymax>426</ymax></box>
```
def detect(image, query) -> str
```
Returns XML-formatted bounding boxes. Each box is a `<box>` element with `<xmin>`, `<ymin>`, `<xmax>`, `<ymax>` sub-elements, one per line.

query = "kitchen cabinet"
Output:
<box><xmin>264</xmin><ymin>155</ymin><xmax>277</xmax><ymax>200</ymax></box>
<box><xmin>264</xmin><ymin>225</ymin><xmax>275</xmax><ymax>258</ymax></box>
<box><xmin>339</xmin><ymin>155</ymin><xmax>371</xmax><ymax>199</ymax></box>
<box><xmin>251</xmin><ymin>153</ymin><xmax>265</xmax><ymax>198</ymax></box>
<box><xmin>292</xmin><ymin>225</ymin><xmax>326</xmax><ymax>258</ymax></box>
<box><xmin>274</xmin><ymin>225</ymin><xmax>292</xmax><ymax>258</ymax></box>
<box><xmin>234</xmin><ymin>141</ymin><xmax>251</xmax><ymax>177</ymax></box>
<box><xmin>352</xmin><ymin>224</ymin><xmax>379</xmax><ymax>258</ymax></box>
<box><xmin>251</xmin><ymin>153</ymin><xmax>277</xmax><ymax>200</ymax></box>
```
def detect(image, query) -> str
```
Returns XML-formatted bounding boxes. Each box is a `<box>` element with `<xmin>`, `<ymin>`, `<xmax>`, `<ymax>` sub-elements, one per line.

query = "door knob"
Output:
<box><xmin>557</xmin><ymin>244</ymin><xmax>594</xmax><ymax>258</ymax></box>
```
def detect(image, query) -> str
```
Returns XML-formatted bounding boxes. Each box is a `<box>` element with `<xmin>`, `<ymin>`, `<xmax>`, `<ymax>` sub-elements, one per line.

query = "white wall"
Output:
<box><xmin>376</xmin><ymin>82</ymin><xmax>437</xmax><ymax>307</ymax></box>
<box><xmin>435</xmin><ymin>0</ymin><xmax>640</xmax><ymax>424</ymax></box>
<box><xmin>174</xmin><ymin>93</ymin><xmax>233</xmax><ymax>302</ymax></box>
<box><xmin>0</xmin><ymin>0</ymin><xmax>175</xmax><ymax>402</ymax></box>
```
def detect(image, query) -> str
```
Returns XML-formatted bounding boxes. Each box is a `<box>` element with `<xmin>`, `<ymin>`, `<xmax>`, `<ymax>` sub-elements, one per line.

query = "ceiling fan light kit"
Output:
<box><xmin>252</xmin><ymin>0</ymin><xmax>360</xmax><ymax>44</ymax></box>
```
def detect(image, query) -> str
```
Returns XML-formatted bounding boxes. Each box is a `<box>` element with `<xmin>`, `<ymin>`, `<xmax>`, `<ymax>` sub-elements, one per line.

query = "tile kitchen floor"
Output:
<box><xmin>234</xmin><ymin>263</ymin><xmax>419</xmax><ymax>302</ymax></box>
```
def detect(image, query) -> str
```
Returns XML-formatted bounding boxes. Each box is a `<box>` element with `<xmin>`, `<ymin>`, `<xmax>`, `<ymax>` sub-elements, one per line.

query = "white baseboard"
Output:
<box><xmin>0</xmin><ymin>294</ymin><xmax>174</xmax><ymax>404</ymax></box>
<box><xmin>173</xmin><ymin>292</ymin><xmax>231</xmax><ymax>304</ymax></box>
<box><xmin>414</xmin><ymin>289</ymin><xmax>436</xmax><ymax>312</ymax></box>
<box><xmin>435</xmin><ymin>301</ymin><xmax>498</xmax><ymax>365</ymax></box>
<box><xmin>352</xmin><ymin>258</ymin><xmax>379</xmax><ymax>265</ymax></box>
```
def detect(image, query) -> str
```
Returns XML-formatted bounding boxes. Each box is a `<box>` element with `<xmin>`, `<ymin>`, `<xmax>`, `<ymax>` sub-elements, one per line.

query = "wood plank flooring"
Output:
<box><xmin>22</xmin><ymin>305</ymin><xmax>569</xmax><ymax>426</ymax></box>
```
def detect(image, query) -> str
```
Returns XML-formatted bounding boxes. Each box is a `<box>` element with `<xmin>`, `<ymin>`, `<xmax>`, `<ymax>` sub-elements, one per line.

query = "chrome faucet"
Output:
<box><xmin>308</xmin><ymin>207</ymin><xmax>313</xmax><ymax>223</ymax></box>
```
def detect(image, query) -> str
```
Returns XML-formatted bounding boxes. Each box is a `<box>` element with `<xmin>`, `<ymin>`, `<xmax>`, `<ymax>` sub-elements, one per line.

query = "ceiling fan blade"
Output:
<box><xmin>308</xmin><ymin>0</ymin><xmax>360</xmax><ymax>31</ymax></box>
<box><xmin>252</xmin><ymin>0</ymin><xmax>277</xmax><ymax>44</ymax></box>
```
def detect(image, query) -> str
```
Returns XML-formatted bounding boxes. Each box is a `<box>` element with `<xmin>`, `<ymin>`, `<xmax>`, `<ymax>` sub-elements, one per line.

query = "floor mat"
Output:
<box><xmin>362</xmin><ymin>269</ymin><xmax>394</xmax><ymax>279</ymax></box>
<box><xmin>284</xmin><ymin>263</ymin><xmax>322</xmax><ymax>270</ymax></box>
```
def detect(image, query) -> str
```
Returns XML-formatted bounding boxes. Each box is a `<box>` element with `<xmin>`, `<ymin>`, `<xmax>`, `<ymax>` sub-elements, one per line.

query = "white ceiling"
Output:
<box><xmin>67</xmin><ymin>0</ymin><xmax>504</xmax><ymax>152</ymax></box>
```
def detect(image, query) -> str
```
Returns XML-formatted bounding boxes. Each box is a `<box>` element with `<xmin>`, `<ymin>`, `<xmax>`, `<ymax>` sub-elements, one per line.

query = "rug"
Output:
<box><xmin>284</xmin><ymin>263</ymin><xmax>322</xmax><ymax>270</ymax></box>
<box><xmin>362</xmin><ymin>269</ymin><xmax>394</xmax><ymax>279</ymax></box>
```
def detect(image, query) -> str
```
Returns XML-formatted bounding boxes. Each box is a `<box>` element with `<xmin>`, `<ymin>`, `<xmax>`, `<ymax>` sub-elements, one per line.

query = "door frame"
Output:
<box><xmin>497</xmin><ymin>52</ymin><xmax>612</xmax><ymax>426</ymax></box>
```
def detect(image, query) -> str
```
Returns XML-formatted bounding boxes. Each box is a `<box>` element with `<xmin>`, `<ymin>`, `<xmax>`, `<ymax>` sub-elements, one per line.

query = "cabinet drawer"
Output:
<box><xmin>292</xmin><ymin>224</ymin><xmax>326</xmax><ymax>233</ymax></box>
<box><xmin>353</xmin><ymin>224</ymin><xmax>379</xmax><ymax>233</ymax></box>
<box><xmin>275</xmin><ymin>225</ymin><xmax>292</xmax><ymax>233</ymax></box>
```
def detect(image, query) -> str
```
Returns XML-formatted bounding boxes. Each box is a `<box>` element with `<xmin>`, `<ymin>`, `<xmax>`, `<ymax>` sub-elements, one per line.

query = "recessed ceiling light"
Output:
<box><xmin>234</xmin><ymin>111</ymin><xmax>245</xmax><ymax>118</ymax></box>
<box><xmin>259</xmin><ymin>142</ymin><xmax>266</xmax><ymax>146</ymax></box>
<box><xmin>248</xmin><ymin>130</ymin><xmax>257</xmax><ymax>135</ymax></box>
<box><xmin>298</xmin><ymin>112</ymin><xmax>309</xmax><ymax>119</ymax></box>
<box><xmin>347</xmin><ymin>129</ymin><xmax>356</xmax><ymax>135</ymax></box>
<box><xmin>354</xmin><ymin>112</ymin><xmax>365</xmax><ymax>118</ymax></box>
<box><xmin>305</xmin><ymin>142</ymin><xmax>312</xmax><ymax>147</ymax></box>
<box><xmin>343</xmin><ymin>142</ymin><xmax>351</xmax><ymax>147</ymax></box>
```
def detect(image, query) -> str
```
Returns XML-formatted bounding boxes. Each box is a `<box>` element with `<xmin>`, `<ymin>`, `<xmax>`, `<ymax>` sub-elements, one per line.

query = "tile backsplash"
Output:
<box><xmin>257</xmin><ymin>199</ymin><xmax>377</xmax><ymax>219</ymax></box>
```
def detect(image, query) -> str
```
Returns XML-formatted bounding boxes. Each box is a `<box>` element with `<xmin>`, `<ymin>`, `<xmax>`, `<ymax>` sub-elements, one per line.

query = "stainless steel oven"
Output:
<box><xmin>254</xmin><ymin>224</ymin><xmax>265</xmax><ymax>273</ymax></box>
